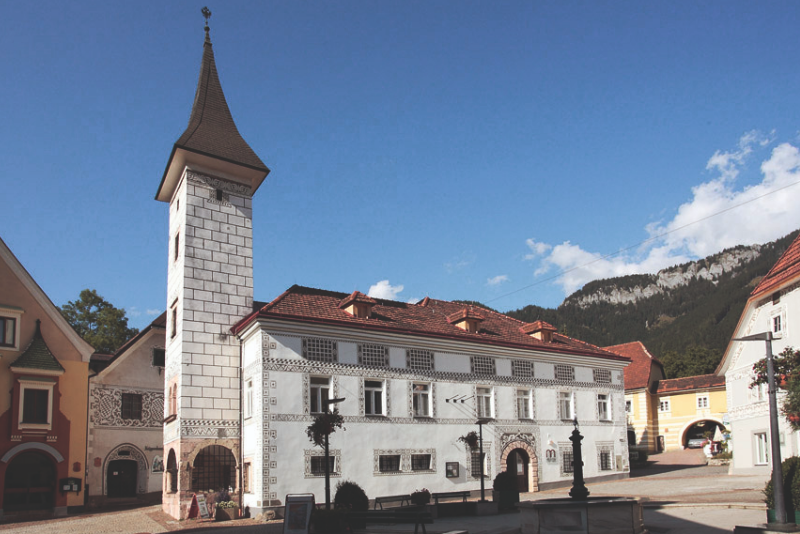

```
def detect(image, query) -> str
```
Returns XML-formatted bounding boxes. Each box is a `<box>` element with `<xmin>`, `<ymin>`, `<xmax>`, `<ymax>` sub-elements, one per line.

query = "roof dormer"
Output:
<box><xmin>520</xmin><ymin>320</ymin><xmax>557</xmax><ymax>343</ymax></box>
<box><xmin>447</xmin><ymin>307</ymin><xmax>486</xmax><ymax>334</ymax></box>
<box><xmin>338</xmin><ymin>291</ymin><xmax>377</xmax><ymax>319</ymax></box>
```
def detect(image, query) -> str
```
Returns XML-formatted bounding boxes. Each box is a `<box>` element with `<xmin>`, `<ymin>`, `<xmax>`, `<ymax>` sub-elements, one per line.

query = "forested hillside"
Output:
<box><xmin>505</xmin><ymin>229</ymin><xmax>800</xmax><ymax>378</ymax></box>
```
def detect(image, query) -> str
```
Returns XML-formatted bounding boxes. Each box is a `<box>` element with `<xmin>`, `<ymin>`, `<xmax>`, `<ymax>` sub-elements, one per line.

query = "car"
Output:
<box><xmin>687</xmin><ymin>438</ymin><xmax>707</xmax><ymax>448</ymax></box>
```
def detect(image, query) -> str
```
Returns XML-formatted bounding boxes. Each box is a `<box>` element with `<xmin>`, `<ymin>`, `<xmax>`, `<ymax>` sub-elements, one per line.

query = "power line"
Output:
<box><xmin>486</xmin><ymin>178</ymin><xmax>800</xmax><ymax>307</ymax></box>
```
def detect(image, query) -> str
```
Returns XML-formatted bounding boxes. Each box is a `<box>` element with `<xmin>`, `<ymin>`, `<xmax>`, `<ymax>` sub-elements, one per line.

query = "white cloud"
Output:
<box><xmin>127</xmin><ymin>306</ymin><xmax>141</xmax><ymax>317</ymax></box>
<box><xmin>444</xmin><ymin>252</ymin><xmax>476</xmax><ymax>274</ymax></box>
<box><xmin>487</xmin><ymin>275</ymin><xmax>509</xmax><ymax>286</ymax></box>
<box><xmin>146</xmin><ymin>309</ymin><xmax>162</xmax><ymax>316</ymax></box>
<box><xmin>368</xmin><ymin>280</ymin><xmax>405</xmax><ymax>300</ymax></box>
<box><xmin>528</xmin><ymin>133</ymin><xmax>800</xmax><ymax>297</ymax></box>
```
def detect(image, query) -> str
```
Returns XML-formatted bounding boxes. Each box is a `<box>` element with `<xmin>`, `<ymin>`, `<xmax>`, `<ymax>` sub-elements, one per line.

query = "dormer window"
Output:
<box><xmin>0</xmin><ymin>305</ymin><xmax>23</xmax><ymax>351</ymax></box>
<box><xmin>447</xmin><ymin>307</ymin><xmax>485</xmax><ymax>333</ymax></box>
<box><xmin>338</xmin><ymin>291</ymin><xmax>377</xmax><ymax>319</ymax></box>
<box><xmin>520</xmin><ymin>320</ymin><xmax>557</xmax><ymax>342</ymax></box>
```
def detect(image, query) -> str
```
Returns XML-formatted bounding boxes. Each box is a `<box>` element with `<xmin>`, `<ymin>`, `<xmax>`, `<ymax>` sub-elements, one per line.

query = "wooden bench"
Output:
<box><xmin>348</xmin><ymin>510</ymin><xmax>433</xmax><ymax>534</ymax></box>
<box><xmin>431</xmin><ymin>490</ymin><xmax>471</xmax><ymax>504</ymax></box>
<box><xmin>373</xmin><ymin>493</ymin><xmax>412</xmax><ymax>509</ymax></box>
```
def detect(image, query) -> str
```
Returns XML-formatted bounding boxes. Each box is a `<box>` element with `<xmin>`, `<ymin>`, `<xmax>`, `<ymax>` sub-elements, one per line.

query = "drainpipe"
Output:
<box><xmin>237</xmin><ymin>332</ymin><xmax>244</xmax><ymax>510</ymax></box>
<box><xmin>85</xmin><ymin>369</ymin><xmax>97</xmax><ymax>508</ymax></box>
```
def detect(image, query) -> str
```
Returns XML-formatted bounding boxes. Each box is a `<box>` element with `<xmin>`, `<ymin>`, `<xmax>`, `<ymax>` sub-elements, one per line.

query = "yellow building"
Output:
<box><xmin>0</xmin><ymin>237</ymin><xmax>94</xmax><ymax>518</ymax></box>
<box><xmin>655</xmin><ymin>374</ymin><xmax>727</xmax><ymax>451</ymax></box>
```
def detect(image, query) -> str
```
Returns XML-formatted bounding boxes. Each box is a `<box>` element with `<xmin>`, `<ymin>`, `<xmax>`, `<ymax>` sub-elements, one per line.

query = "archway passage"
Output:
<box><xmin>499</xmin><ymin>439</ymin><xmax>538</xmax><ymax>492</ymax></box>
<box><xmin>107</xmin><ymin>459</ymin><xmax>138</xmax><ymax>498</ymax></box>
<box><xmin>4</xmin><ymin>451</ymin><xmax>56</xmax><ymax>512</ymax></box>
<box><xmin>683</xmin><ymin>420</ymin><xmax>725</xmax><ymax>448</ymax></box>
<box><xmin>506</xmin><ymin>449</ymin><xmax>529</xmax><ymax>492</ymax></box>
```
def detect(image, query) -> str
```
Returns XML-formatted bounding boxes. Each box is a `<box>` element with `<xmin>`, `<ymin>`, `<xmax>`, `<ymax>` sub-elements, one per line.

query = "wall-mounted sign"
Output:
<box><xmin>545</xmin><ymin>448</ymin><xmax>557</xmax><ymax>463</ymax></box>
<box><xmin>446</xmin><ymin>462</ymin><xmax>459</xmax><ymax>478</ymax></box>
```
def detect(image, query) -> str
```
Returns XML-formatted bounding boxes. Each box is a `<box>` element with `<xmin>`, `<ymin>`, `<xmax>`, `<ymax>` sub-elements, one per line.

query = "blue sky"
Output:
<box><xmin>3</xmin><ymin>1</ymin><xmax>800</xmax><ymax>331</ymax></box>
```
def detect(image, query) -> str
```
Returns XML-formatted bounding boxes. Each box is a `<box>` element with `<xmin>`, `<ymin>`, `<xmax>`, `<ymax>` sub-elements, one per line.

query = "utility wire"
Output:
<box><xmin>486</xmin><ymin>178</ymin><xmax>800</xmax><ymax>307</ymax></box>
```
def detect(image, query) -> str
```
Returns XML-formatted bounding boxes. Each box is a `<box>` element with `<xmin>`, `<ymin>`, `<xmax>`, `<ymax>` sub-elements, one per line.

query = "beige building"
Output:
<box><xmin>654</xmin><ymin>374</ymin><xmax>727</xmax><ymax>451</ymax></box>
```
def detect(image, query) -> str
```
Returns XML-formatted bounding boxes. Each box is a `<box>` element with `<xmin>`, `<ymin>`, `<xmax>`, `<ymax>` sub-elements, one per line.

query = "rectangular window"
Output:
<box><xmin>310</xmin><ymin>456</ymin><xmax>338</xmax><ymax>475</ymax></box>
<box><xmin>174</xmin><ymin>231</ymin><xmax>180</xmax><ymax>261</ymax></box>
<box><xmin>379</xmin><ymin>455</ymin><xmax>401</xmax><ymax>473</ymax></box>
<box><xmin>303</xmin><ymin>338</ymin><xmax>338</xmax><ymax>363</ymax></box>
<box><xmin>512</xmin><ymin>359</ymin><xmax>534</xmax><ymax>378</ymax></box>
<box><xmin>22</xmin><ymin>389</ymin><xmax>49</xmax><ymax>424</ymax></box>
<box><xmin>407</xmin><ymin>349</ymin><xmax>434</xmax><ymax>371</ymax></box>
<box><xmin>0</xmin><ymin>316</ymin><xmax>16</xmax><ymax>347</ymax></box>
<box><xmin>412</xmin><ymin>383</ymin><xmax>430</xmax><ymax>417</ymax></box>
<box><xmin>559</xmin><ymin>391</ymin><xmax>574</xmax><ymax>420</ymax></box>
<box><xmin>152</xmin><ymin>348</ymin><xmax>166</xmax><ymax>367</ymax></box>
<box><xmin>773</xmin><ymin>315</ymin><xmax>783</xmax><ymax>334</ymax></box>
<box><xmin>471</xmin><ymin>356</ymin><xmax>496</xmax><ymax>376</ymax></box>
<box><xmin>755</xmin><ymin>432</ymin><xmax>769</xmax><ymax>465</ymax></box>
<box><xmin>365</xmin><ymin>380</ymin><xmax>384</xmax><ymax>416</ymax></box>
<box><xmin>593</xmin><ymin>369</ymin><xmax>611</xmax><ymax>383</ymax></box>
<box><xmin>697</xmin><ymin>395</ymin><xmax>709</xmax><ymax>409</ymax></box>
<box><xmin>597</xmin><ymin>394</ymin><xmax>610</xmax><ymax>421</ymax></box>
<box><xmin>121</xmin><ymin>393</ymin><xmax>143</xmax><ymax>420</ymax></box>
<box><xmin>625</xmin><ymin>400</ymin><xmax>632</xmax><ymax>414</ymax></box>
<box><xmin>411</xmin><ymin>454</ymin><xmax>431</xmax><ymax>471</ymax></box>
<box><xmin>358</xmin><ymin>344</ymin><xmax>388</xmax><ymax>367</ymax></box>
<box><xmin>477</xmin><ymin>387</ymin><xmax>493</xmax><ymax>418</ymax></box>
<box><xmin>561</xmin><ymin>450</ymin><xmax>574</xmax><ymax>474</ymax></box>
<box><xmin>471</xmin><ymin>452</ymin><xmax>485</xmax><ymax>478</ymax></box>
<box><xmin>517</xmin><ymin>389</ymin><xmax>532</xmax><ymax>419</ymax></box>
<box><xmin>599</xmin><ymin>450</ymin><xmax>613</xmax><ymax>471</ymax></box>
<box><xmin>659</xmin><ymin>399</ymin><xmax>670</xmax><ymax>412</ymax></box>
<box><xmin>555</xmin><ymin>365</ymin><xmax>575</xmax><ymax>382</ymax></box>
<box><xmin>243</xmin><ymin>462</ymin><xmax>251</xmax><ymax>493</ymax></box>
<box><xmin>170</xmin><ymin>306</ymin><xmax>177</xmax><ymax>339</ymax></box>
<box><xmin>244</xmin><ymin>379</ymin><xmax>254</xmax><ymax>418</ymax></box>
<box><xmin>310</xmin><ymin>377</ymin><xmax>330</xmax><ymax>414</ymax></box>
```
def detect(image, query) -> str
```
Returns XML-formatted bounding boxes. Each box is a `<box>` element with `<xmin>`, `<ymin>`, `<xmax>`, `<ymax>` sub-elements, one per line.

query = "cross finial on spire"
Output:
<box><xmin>202</xmin><ymin>7</ymin><xmax>212</xmax><ymax>40</ymax></box>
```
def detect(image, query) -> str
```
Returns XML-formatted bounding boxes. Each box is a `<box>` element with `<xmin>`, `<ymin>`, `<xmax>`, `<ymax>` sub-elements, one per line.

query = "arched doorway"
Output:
<box><xmin>506</xmin><ymin>449</ymin><xmax>529</xmax><ymax>492</ymax></box>
<box><xmin>4</xmin><ymin>451</ymin><xmax>56</xmax><ymax>512</ymax></box>
<box><xmin>191</xmin><ymin>445</ymin><xmax>237</xmax><ymax>492</ymax></box>
<box><xmin>682</xmin><ymin>419</ymin><xmax>725</xmax><ymax>448</ymax></box>
<box><xmin>107</xmin><ymin>459</ymin><xmax>138</xmax><ymax>498</ymax></box>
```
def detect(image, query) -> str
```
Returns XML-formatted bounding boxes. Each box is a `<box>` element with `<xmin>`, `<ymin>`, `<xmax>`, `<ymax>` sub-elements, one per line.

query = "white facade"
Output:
<box><xmin>236</xmin><ymin>316</ymin><xmax>629</xmax><ymax>515</ymax></box>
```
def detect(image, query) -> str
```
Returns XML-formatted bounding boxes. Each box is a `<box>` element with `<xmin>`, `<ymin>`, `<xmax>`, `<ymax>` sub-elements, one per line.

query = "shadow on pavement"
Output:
<box><xmin>630</xmin><ymin>462</ymin><xmax>706</xmax><ymax>477</ymax></box>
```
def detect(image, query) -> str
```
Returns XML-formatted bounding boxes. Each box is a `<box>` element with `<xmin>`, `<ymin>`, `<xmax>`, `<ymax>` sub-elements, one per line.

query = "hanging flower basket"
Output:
<box><xmin>306</xmin><ymin>410</ymin><xmax>345</xmax><ymax>447</ymax></box>
<box><xmin>458</xmin><ymin>431</ymin><xmax>480</xmax><ymax>451</ymax></box>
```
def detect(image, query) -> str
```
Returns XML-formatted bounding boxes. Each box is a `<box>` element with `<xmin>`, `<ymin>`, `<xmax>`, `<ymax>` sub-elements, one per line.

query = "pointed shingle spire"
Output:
<box><xmin>10</xmin><ymin>319</ymin><xmax>65</xmax><ymax>374</ymax></box>
<box><xmin>156</xmin><ymin>12</ymin><xmax>269</xmax><ymax>201</ymax></box>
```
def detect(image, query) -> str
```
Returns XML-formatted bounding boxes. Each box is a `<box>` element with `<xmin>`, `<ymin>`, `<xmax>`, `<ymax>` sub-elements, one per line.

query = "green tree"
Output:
<box><xmin>60</xmin><ymin>289</ymin><xmax>139</xmax><ymax>353</ymax></box>
<box><xmin>661</xmin><ymin>345</ymin><xmax>721</xmax><ymax>379</ymax></box>
<box><xmin>752</xmin><ymin>347</ymin><xmax>800</xmax><ymax>429</ymax></box>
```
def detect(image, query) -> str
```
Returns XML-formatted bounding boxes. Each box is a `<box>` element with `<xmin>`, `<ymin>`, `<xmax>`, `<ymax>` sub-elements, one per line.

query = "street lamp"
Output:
<box><xmin>476</xmin><ymin>418</ymin><xmax>491</xmax><ymax>502</ymax></box>
<box><xmin>323</xmin><ymin>397</ymin><xmax>345</xmax><ymax>510</ymax></box>
<box><xmin>732</xmin><ymin>332</ymin><xmax>788</xmax><ymax>526</ymax></box>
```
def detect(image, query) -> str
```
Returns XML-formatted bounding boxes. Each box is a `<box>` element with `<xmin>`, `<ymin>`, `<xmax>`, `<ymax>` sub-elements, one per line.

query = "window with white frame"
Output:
<box><xmin>773</xmin><ymin>314</ymin><xmax>783</xmax><ymax>335</ymax></box>
<box><xmin>696</xmin><ymin>395</ymin><xmax>709</xmax><ymax>410</ymax></box>
<box><xmin>559</xmin><ymin>391</ymin><xmax>574</xmax><ymax>420</ymax></box>
<box><xmin>309</xmin><ymin>454</ymin><xmax>339</xmax><ymax>476</ymax></box>
<box><xmin>310</xmin><ymin>376</ymin><xmax>330</xmax><ymax>414</ymax></box>
<box><xmin>0</xmin><ymin>307</ymin><xmax>23</xmax><ymax>350</ymax></box>
<box><xmin>512</xmin><ymin>359</ymin><xmax>534</xmax><ymax>378</ymax></box>
<box><xmin>476</xmin><ymin>387</ymin><xmax>493</xmax><ymax>418</ymax></box>
<box><xmin>517</xmin><ymin>389</ymin><xmax>532</xmax><ymax>419</ymax></box>
<box><xmin>303</xmin><ymin>338</ymin><xmax>338</xmax><ymax>363</ymax></box>
<box><xmin>19</xmin><ymin>378</ymin><xmax>55</xmax><ymax>429</ymax></box>
<box><xmin>598</xmin><ymin>448</ymin><xmax>613</xmax><ymax>471</ymax></box>
<box><xmin>659</xmin><ymin>399</ymin><xmax>670</xmax><ymax>412</ymax></box>
<box><xmin>597</xmin><ymin>394</ymin><xmax>610</xmax><ymax>421</ymax></box>
<box><xmin>364</xmin><ymin>379</ymin><xmax>384</xmax><ymax>416</ymax></box>
<box><xmin>555</xmin><ymin>365</ymin><xmax>575</xmax><ymax>382</ymax></box>
<box><xmin>412</xmin><ymin>383</ymin><xmax>431</xmax><ymax>417</ymax></box>
<box><xmin>755</xmin><ymin>432</ymin><xmax>769</xmax><ymax>465</ymax></box>
<box><xmin>244</xmin><ymin>379</ymin><xmax>254</xmax><ymax>418</ymax></box>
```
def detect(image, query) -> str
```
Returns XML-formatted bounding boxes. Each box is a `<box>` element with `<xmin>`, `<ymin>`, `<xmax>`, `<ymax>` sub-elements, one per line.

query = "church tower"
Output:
<box><xmin>155</xmin><ymin>14</ymin><xmax>269</xmax><ymax>519</ymax></box>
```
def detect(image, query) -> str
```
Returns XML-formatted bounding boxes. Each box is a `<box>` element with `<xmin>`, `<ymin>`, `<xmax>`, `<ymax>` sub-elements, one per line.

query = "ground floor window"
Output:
<box><xmin>470</xmin><ymin>452</ymin><xmax>485</xmax><ymax>478</ymax></box>
<box><xmin>560</xmin><ymin>447</ymin><xmax>574</xmax><ymax>475</ymax></box>
<box><xmin>411</xmin><ymin>454</ymin><xmax>431</xmax><ymax>471</ymax></box>
<box><xmin>599</xmin><ymin>450</ymin><xmax>613</xmax><ymax>471</ymax></box>
<box><xmin>166</xmin><ymin>449</ymin><xmax>178</xmax><ymax>493</ymax></box>
<box><xmin>379</xmin><ymin>455</ymin><xmax>401</xmax><ymax>473</ymax></box>
<box><xmin>191</xmin><ymin>445</ymin><xmax>236</xmax><ymax>492</ymax></box>
<box><xmin>755</xmin><ymin>432</ymin><xmax>769</xmax><ymax>465</ymax></box>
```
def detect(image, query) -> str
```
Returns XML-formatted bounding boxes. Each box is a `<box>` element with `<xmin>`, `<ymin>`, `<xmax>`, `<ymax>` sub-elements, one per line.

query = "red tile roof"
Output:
<box><xmin>752</xmin><ymin>232</ymin><xmax>800</xmax><ymax>299</ymax></box>
<box><xmin>236</xmin><ymin>285</ymin><xmax>629</xmax><ymax>361</ymax></box>
<box><xmin>657</xmin><ymin>373</ymin><xmax>725</xmax><ymax>393</ymax></box>
<box><xmin>604</xmin><ymin>341</ymin><xmax>664</xmax><ymax>391</ymax></box>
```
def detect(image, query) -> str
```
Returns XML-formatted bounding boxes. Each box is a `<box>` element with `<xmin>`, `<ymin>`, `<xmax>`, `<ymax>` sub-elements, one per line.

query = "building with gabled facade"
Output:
<box><xmin>156</xmin><ymin>22</ymin><xmax>632</xmax><ymax>520</ymax></box>
<box><xmin>86</xmin><ymin>312</ymin><xmax>166</xmax><ymax>508</ymax></box>
<box><xmin>0</xmin><ymin>237</ymin><xmax>94</xmax><ymax>519</ymax></box>
<box><xmin>719</xmin><ymin>230</ymin><xmax>800</xmax><ymax>473</ymax></box>
<box><xmin>654</xmin><ymin>374</ymin><xmax>726</xmax><ymax>451</ymax></box>
<box><xmin>606</xmin><ymin>342</ymin><xmax>664</xmax><ymax>454</ymax></box>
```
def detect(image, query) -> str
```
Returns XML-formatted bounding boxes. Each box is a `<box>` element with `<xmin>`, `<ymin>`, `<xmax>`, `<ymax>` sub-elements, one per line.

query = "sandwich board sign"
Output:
<box><xmin>283</xmin><ymin>494</ymin><xmax>315</xmax><ymax>534</ymax></box>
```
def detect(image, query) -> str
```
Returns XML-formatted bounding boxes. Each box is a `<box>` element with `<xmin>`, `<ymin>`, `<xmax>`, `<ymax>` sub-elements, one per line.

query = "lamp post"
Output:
<box><xmin>476</xmin><ymin>418</ymin><xmax>491</xmax><ymax>502</ymax></box>
<box><xmin>732</xmin><ymin>332</ymin><xmax>788</xmax><ymax>526</ymax></box>
<box><xmin>323</xmin><ymin>397</ymin><xmax>345</xmax><ymax>510</ymax></box>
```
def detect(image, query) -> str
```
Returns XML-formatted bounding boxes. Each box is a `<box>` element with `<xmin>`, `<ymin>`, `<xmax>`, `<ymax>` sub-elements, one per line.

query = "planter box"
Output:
<box><xmin>215</xmin><ymin>507</ymin><xmax>238</xmax><ymax>521</ymax></box>
<box><xmin>766</xmin><ymin>509</ymin><xmax>800</xmax><ymax>524</ymax></box>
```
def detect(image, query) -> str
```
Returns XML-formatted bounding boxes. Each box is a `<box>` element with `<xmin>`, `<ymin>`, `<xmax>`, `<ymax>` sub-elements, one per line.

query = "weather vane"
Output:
<box><xmin>202</xmin><ymin>7</ymin><xmax>212</xmax><ymax>32</ymax></box>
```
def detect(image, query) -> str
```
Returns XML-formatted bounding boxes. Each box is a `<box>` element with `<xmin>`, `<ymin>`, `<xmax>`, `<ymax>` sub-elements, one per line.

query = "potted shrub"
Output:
<box><xmin>215</xmin><ymin>500</ymin><xmax>239</xmax><ymax>521</ymax></box>
<box><xmin>334</xmin><ymin>480</ymin><xmax>369</xmax><ymax>529</ymax></box>
<box><xmin>764</xmin><ymin>456</ymin><xmax>800</xmax><ymax>524</ymax></box>
<box><xmin>492</xmin><ymin>470</ymin><xmax>520</xmax><ymax>511</ymax></box>
<box><xmin>459</xmin><ymin>431</ymin><xmax>480</xmax><ymax>451</ymax></box>
<box><xmin>410</xmin><ymin>488</ymin><xmax>431</xmax><ymax>505</ymax></box>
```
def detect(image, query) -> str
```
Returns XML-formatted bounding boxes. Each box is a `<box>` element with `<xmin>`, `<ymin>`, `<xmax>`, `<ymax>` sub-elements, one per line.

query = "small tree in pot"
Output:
<box><xmin>493</xmin><ymin>470</ymin><xmax>520</xmax><ymax>511</ymax></box>
<box><xmin>458</xmin><ymin>431</ymin><xmax>480</xmax><ymax>451</ymax></box>
<box><xmin>764</xmin><ymin>456</ymin><xmax>800</xmax><ymax>524</ymax></box>
<box><xmin>335</xmin><ymin>480</ymin><xmax>369</xmax><ymax>529</ymax></box>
